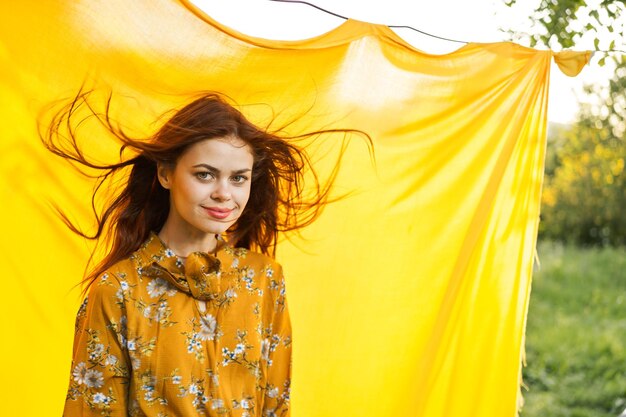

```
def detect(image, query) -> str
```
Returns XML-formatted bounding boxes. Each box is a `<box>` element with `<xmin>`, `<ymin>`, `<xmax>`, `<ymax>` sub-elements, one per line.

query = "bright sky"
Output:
<box><xmin>192</xmin><ymin>0</ymin><xmax>615</xmax><ymax>124</ymax></box>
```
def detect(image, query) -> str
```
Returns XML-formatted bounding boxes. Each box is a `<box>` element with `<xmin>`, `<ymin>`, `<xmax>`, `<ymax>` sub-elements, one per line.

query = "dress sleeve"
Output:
<box><xmin>63</xmin><ymin>272</ymin><xmax>131</xmax><ymax>416</ymax></box>
<box><xmin>262</xmin><ymin>264</ymin><xmax>292</xmax><ymax>417</ymax></box>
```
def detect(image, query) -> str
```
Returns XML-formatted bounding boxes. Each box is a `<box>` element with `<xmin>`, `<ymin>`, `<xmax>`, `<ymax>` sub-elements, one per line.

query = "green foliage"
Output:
<box><xmin>505</xmin><ymin>0</ymin><xmax>626</xmax><ymax>245</ymax></box>
<box><xmin>504</xmin><ymin>0</ymin><xmax>625</xmax><ymax>54</ymax></box>
<box><xmin>540</xmin><ymin>117</ymin><xmax>626</xmax><ymax>245</ymax></box>
<box><xmin>505</xmin><ymin>7</ymin><xmax>626</xmax><ymax>416</ymax></box>
<box><xmin>521</xmin><ymin>242</ymin><xmax>626</xmax><ymax>417</ymax></box>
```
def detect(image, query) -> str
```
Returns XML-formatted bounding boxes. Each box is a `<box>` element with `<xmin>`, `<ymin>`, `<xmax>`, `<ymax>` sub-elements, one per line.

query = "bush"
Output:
<box><xmin>540</xmin><ymin>119</ymin><xmax>626</xmax><ymax>246</ymax></box>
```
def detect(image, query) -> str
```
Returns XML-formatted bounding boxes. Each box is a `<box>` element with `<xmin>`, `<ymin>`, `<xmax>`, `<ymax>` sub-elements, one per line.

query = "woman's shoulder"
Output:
<box><xmin>224</xmin><ymin>244</ymin><xmax>283</xmax><ymax>272</ymax></box>
<box><xmin>85</xmin><ymin>252</ymin><xmax>142</xmax><ymax>297</ymax></box>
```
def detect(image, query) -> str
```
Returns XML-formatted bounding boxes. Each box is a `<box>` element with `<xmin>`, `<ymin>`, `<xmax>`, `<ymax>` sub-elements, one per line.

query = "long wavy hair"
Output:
<box><xmin>42</xmin><ymin>90</ymin><xmax>369</xmax><ymax>289</ymax></box>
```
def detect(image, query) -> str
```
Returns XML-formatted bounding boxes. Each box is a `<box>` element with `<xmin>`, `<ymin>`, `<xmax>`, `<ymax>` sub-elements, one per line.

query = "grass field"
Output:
<box><xmin>521</xmin><ymin>241</ymin><xmax>626</xmax><ymax>417</ymax></box>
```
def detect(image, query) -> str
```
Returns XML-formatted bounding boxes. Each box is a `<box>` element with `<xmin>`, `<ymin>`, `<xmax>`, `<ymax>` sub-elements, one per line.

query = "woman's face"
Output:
<box><xmin>157</xmin><ymin>136</ymin><xmax>254</xmax><ymax>238</ymax></box>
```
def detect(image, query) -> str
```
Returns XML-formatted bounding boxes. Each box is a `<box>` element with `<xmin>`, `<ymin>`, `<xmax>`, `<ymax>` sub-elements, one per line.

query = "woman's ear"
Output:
<box><xmin>157</xmin><ymin>163</ymin><xmax>172</xmax><ymax>190</ymax></box>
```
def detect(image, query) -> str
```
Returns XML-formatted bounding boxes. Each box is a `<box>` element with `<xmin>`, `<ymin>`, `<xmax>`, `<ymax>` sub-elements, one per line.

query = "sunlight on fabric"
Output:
<box><xmin>0</xmin><ymin>0</ymin><xmax>589</xmax><ymax>415</ymax></box>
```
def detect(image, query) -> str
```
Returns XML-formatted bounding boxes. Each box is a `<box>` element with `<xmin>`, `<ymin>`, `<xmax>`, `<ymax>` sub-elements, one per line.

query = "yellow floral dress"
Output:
<box><xmin>64</xmin><ymin>233</ymin><xmax>291</xmax><ymax>416</ymax></box>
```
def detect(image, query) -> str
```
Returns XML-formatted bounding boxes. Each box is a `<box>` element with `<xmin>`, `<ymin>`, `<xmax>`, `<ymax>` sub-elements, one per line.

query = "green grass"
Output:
<box><xmin>521</xmin><ymin>242</ymin><xmax>626</xmax><ymax>417</ymax></box>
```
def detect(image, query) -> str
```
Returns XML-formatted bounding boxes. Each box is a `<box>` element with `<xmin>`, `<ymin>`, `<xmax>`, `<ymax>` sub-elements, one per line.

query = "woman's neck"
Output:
<box><xmin>157</xmin><ymin>222</ymin><xmax>218</xmax><ymax>258</ymax></box>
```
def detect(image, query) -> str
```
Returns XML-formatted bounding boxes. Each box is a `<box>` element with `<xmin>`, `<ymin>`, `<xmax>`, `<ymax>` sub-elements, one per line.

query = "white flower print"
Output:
<box><xmin>65</xmin><ymin>235</ymin><xmax>292</xmax><ymax>416</ymax></box>
<box><xmin>165</xmin><ymin>249</ymin><xmax>175</xmax><ymax>257</ymax></box>
<box><xmin>131</xmin><ymin>355</ymin><xmax>141</xmax><ymax>370</ymax></box>
<box><xmin>116</xmin><ymin>280</ymin><xmax>131</xmax><ymax>301</ymax></box>
<box><xmin>198</xmin><ymin>314</ymin><xmax>217</xmax><ymax>341</ymax></box>
<box><xmin>89</xmin><ymin>343</ymin><xmax>104</xmax><ymax>360</ymax></box>
<box><xmin>72</xmin><ymin>362</ymin><xmax>88</xmax><ymax>385</ymax></box>
<box><xmin>187</xmin><ymin>335</ymin><xmax>201</xmax><ymax>353</ymax></box>
<box><xmin>242</xmin><ymin>268</ymin><xmax>255</xmax><ymax>290</ymax></box>
<box><xmin>157</xmin><ymin>301</ymin><xmax>170</xmax><ymax>319</ymax></box>
<box><xmin>84</xmin><ymin>369</ymin><xmax>104</xmax><ymax>388</ymax></box>
<box><xmin>221</xmin><ymin>347</ymin><xmax>237</xmax><ymax>367</ymax></box>
<box><xmin>116</xmin><ymin>316</ymin><xmax>128</xmax><ymax>347</ymax></box>
<box><xmin>92</xmin><ymin>392</ymin><xmax>110</xmax><ymax>405</ymax></box>
<box><xmin>127</xmin><ymin>339</ymin><xmax>136</xmax><ymax>351</ymax></box>
<box><xmin>261</xmin><ymin>339</ymin><xmax>271</xmax><ymax>362</ymax></box>
<box><xmin>147</xmin><ymin>278</ymin><xmax>169</xmax><ymax>298</ymax></box>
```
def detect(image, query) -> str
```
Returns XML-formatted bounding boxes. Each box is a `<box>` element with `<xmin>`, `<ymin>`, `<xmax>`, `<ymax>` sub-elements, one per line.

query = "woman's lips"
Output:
<box><xmin>203</xmin><ymin>206</ymin><xmax>232</xmax><ymax>220</ymax></box>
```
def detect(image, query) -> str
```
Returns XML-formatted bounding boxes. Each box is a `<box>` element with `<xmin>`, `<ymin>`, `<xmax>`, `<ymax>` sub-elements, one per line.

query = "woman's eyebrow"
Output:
<box><xmin>192</xmin><ymin>164</ymin><xmax>251</xmax><ymax>174</ymax></box>
<box><xmin>232</xmin><ymin>169</ymin><xmax>252</xmax><ymax>175</ymax></box>
<box><xmin>192</xmin><ymin>163</ymin><xmax>219</xmax><ymax>172</ymax></box>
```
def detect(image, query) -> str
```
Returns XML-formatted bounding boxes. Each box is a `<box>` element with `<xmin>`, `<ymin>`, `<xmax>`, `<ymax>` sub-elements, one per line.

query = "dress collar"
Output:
<box><xmin>136</xmin><ymin>232</ymin><xmax>235</xmax><ymax>301</ymax></box>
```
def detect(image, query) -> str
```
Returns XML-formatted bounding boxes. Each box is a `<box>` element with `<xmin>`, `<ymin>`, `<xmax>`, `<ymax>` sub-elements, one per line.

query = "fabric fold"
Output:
<box><xmin>0</xmin><ymin>1</ymin><xmax>590</xmax><ymax>415</ymax></box>
<box><xmin>553</xmin><ymin>50</ymin><xmax>593</xmax><ymax>76</ymax></box>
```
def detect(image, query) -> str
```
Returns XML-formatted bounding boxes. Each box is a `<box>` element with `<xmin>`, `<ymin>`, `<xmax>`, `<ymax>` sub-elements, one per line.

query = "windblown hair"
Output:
<box><xmin>42</xmin><ymin>90</ymin><xmax>369</xmax><ymax>289</ymax></box>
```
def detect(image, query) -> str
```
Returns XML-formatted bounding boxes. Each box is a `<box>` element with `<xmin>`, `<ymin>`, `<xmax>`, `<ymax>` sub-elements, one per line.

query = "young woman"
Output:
<box><xmin>47</xmin><ymin>92</ymin><xmax>359</xmax><ymax>416</ymax></box>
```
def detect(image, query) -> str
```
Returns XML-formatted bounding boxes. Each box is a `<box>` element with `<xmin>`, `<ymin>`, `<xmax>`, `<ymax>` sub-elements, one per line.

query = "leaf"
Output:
<box><xmin>599</xmin><ymin>55</ymin><xmax>607</xmax><ymax>66</ymax></box>
<box><xmin>594</xmin><ymin>38</ymin><xmax>600</xmax><ymax>50</ymax></box>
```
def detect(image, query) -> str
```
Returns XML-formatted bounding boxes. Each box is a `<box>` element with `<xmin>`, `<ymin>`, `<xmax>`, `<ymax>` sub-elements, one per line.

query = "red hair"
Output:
<box><xmin>42</xmin><ymin>90</ymin><xmax>370</xmax><ymax>290</ymax></box>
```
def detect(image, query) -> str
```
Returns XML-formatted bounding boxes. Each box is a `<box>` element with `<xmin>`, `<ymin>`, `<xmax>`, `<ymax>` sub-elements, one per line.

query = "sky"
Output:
<box><xmin>191</xmin><ymin>0</ymin><xmax>616</xmax><ymax>124</ymax></box>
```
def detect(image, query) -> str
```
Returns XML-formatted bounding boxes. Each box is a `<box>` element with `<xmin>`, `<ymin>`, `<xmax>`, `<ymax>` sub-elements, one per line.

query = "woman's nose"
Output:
<box><xmin>211</xmin><ymin>181</ymin><xmax>231</xmax><ymax>201</ymax></box>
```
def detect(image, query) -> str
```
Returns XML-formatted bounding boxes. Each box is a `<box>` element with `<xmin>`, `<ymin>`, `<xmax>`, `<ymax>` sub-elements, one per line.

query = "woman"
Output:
<box><xmin>47</xmin><ymin>92</ymin><xmax>359</xmax><ymax>416</ymax></box>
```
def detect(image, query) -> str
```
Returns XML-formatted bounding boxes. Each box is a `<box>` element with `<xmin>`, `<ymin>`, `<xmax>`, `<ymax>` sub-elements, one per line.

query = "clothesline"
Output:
<box><xmin>268</xmin><ymin>0</ymin><xmax>468</xmax><ymax>43</ymax></box>
<box><xmin>268</xmin><ymin>0</ymin><xmax>626</xmax><ymax>54</ymax></box>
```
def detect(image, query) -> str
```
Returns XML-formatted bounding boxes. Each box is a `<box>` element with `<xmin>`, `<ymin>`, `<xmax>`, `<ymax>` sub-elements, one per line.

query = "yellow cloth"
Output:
<box><xmin>0</xmin><ymin>0</ymin><xmax>590</xmax><ymax>416</ymax></box>
<box><xmin>64</xmin><ymin>233</ymin><xmax>291</xmax><ymax>416</ymax></box>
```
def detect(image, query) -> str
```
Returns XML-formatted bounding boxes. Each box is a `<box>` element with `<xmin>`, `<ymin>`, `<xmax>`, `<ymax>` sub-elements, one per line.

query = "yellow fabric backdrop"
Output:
<box><xmin>0</xmin><ymin>1</ymin><xmax>589</xmax><ymax>415</ymax></box>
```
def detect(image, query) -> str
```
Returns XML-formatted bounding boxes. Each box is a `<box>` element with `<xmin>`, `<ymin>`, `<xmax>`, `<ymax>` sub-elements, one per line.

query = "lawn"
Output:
<box><xmin>521</xmin><ymin>241</ymin><xmax>626</xmax><ymax>417</ymax></box>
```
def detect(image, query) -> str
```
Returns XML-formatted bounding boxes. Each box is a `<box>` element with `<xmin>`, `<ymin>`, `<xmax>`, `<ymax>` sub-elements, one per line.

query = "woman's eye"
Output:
<box><xmin>231</xmin><ymin>175</ymin><xmax>248</xmax><ymax>184</ymax></box>
<box><xmin>195</xmin><ymin>172</ymin><xmax>214</xmax><ymax>181</ymax></box>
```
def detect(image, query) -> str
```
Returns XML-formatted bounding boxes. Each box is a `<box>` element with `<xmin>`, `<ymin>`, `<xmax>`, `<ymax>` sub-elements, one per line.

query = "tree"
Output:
<box><xmin>506</xmin><ymin>0</ymin><xmax>626</xmax><ymax>245</ymax></box>
<box><xmin>541</xmin><ymin>114</ymin><xmax>626</xmax><ymax>245</ymax></box>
